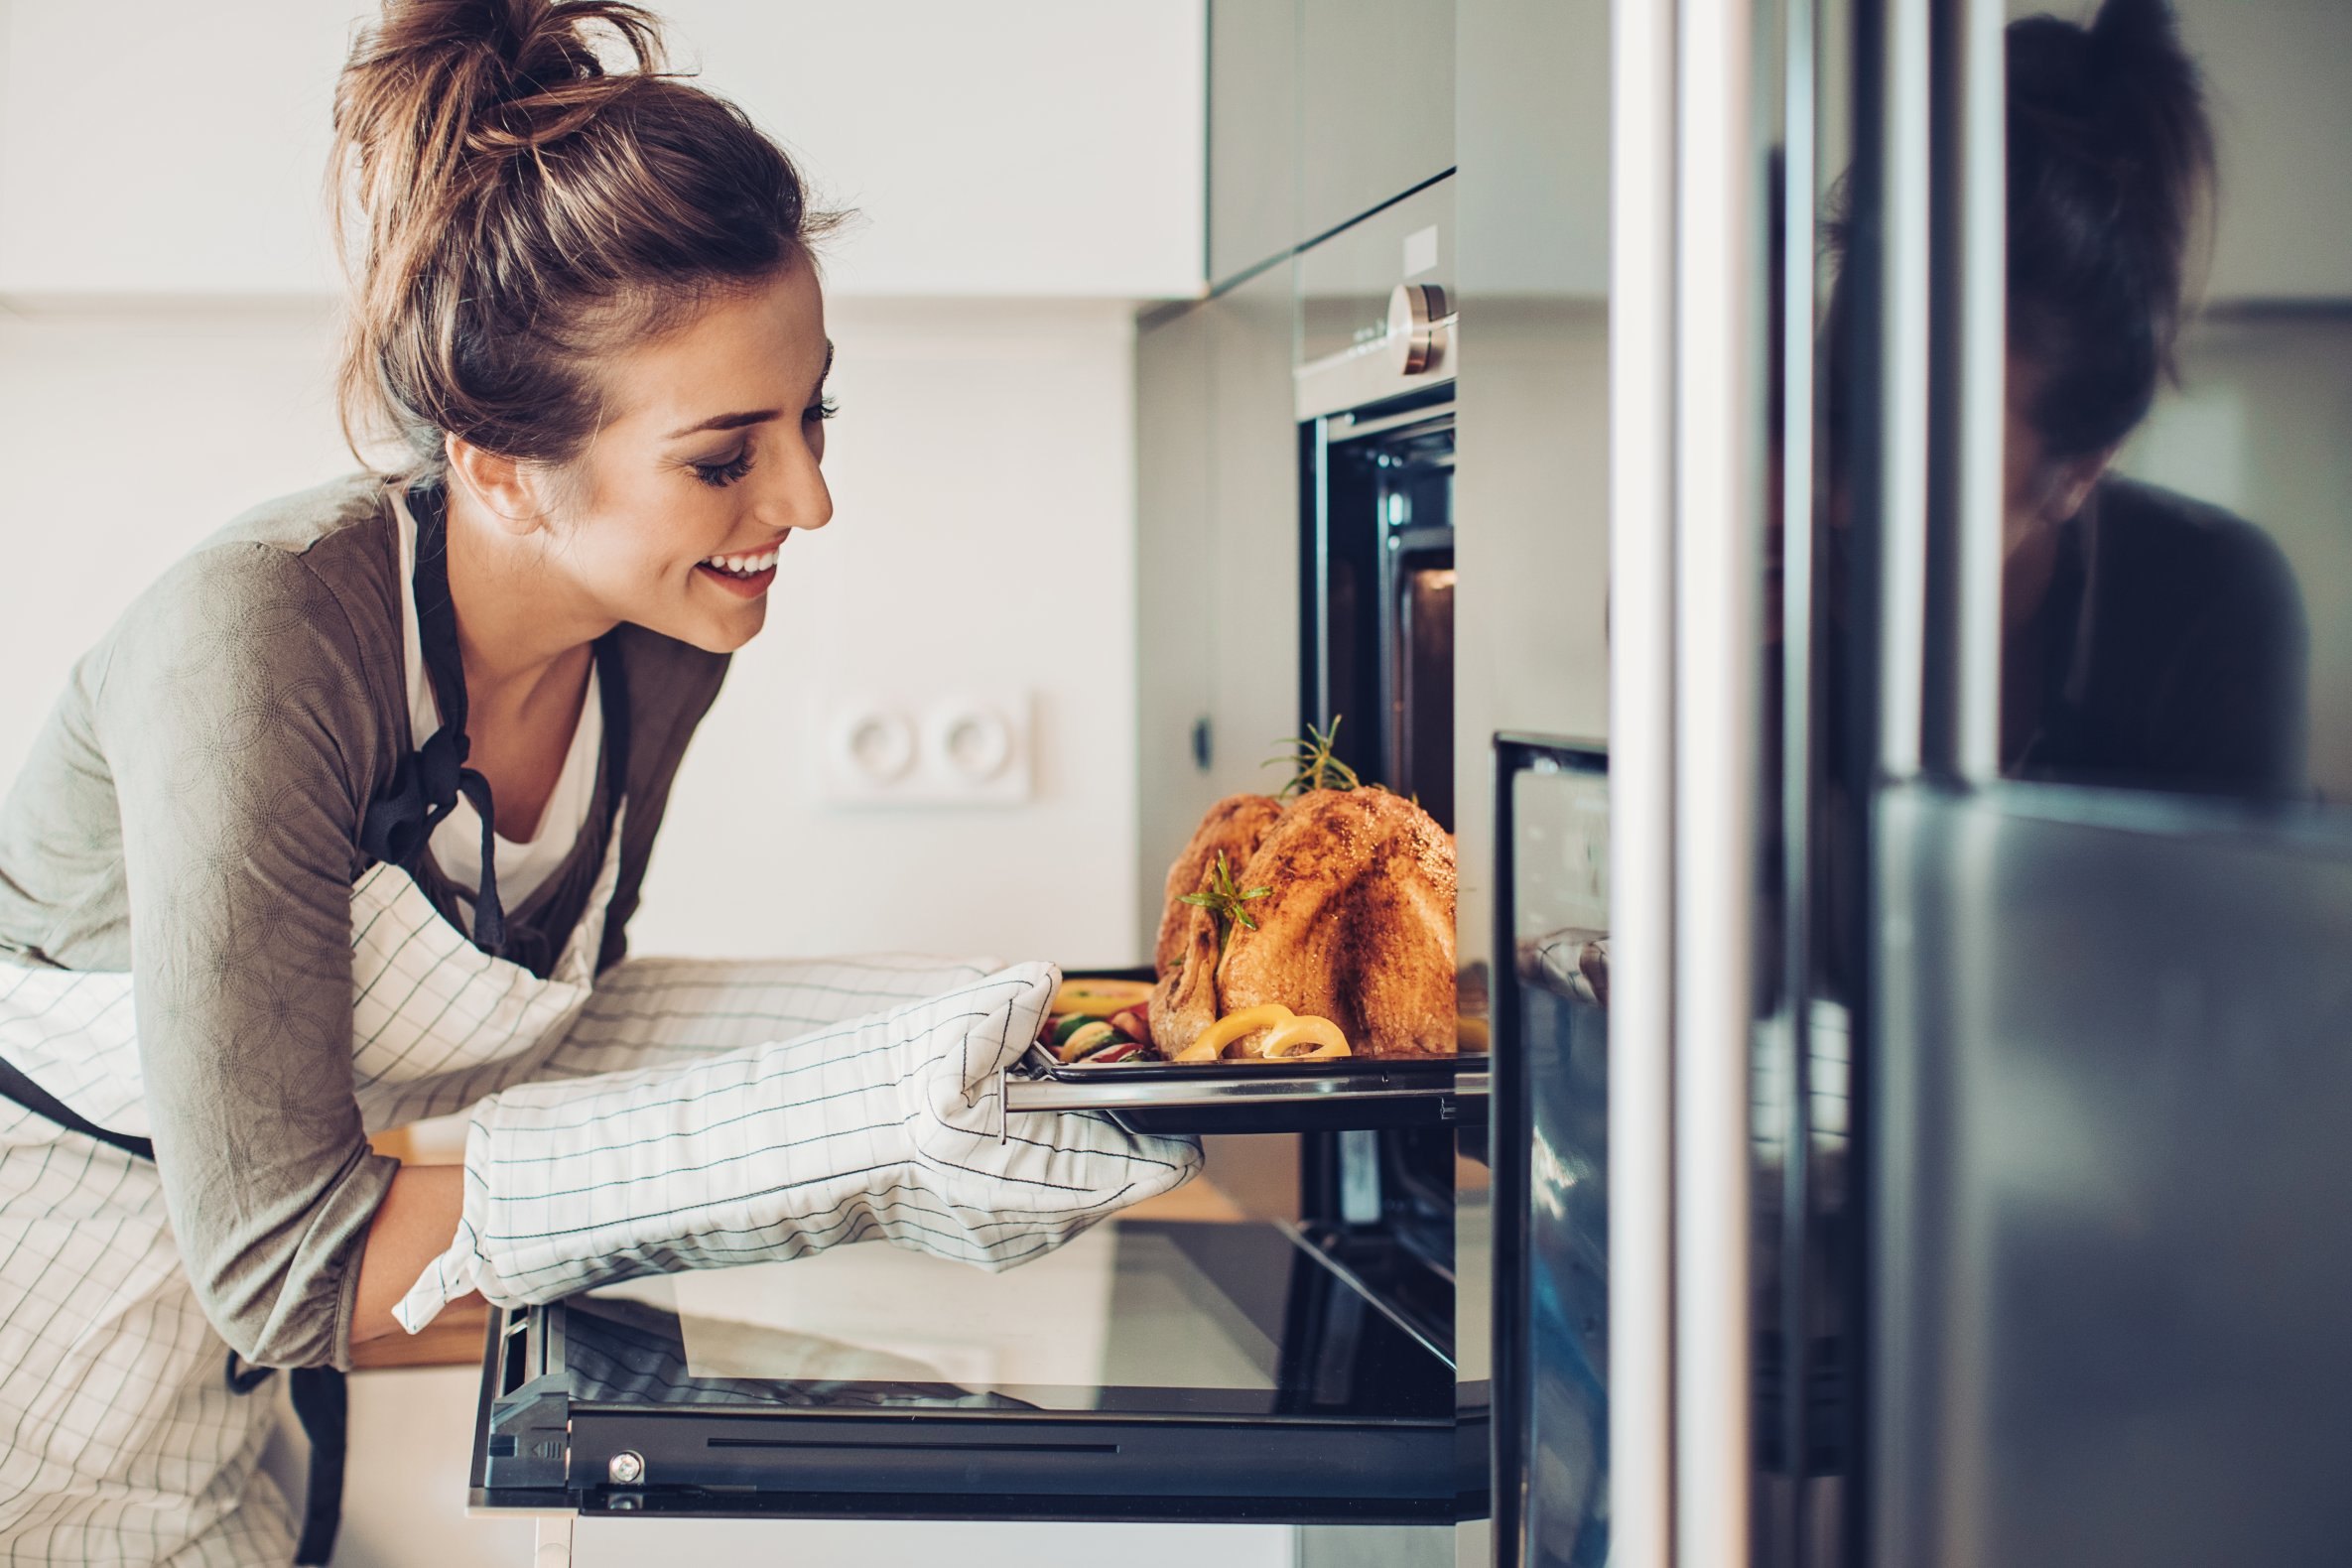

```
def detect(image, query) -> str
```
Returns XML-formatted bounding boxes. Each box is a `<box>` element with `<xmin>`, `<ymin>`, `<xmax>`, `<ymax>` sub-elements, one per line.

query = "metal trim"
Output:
<box><xmin>1674</xmin><ymin>1</ymin><xmax>1763</xmax><ymax>1563</ymax></box>
<box><xmin>1004</xmin><ymin>1067</ymin><xmax>1488</xmax><ymax>1114</ymax></box>
<box><xmin>1775</xmin><ymin>0</ymin><xmax>1823</xmax><ymax>1560</ymax></box>
<box><xmin>1927</xmin><ymin>0</ymin><xmax>2007</xmax><ymax>779</ymax></box>
<box><xmin>1876</xmin><ymin>0</ymin><xmax>1934</xmax><ymax>779</ymax></box>
<box><xmin>1294</xmin><ymin>332</ymin><xmax>1461</xmax><ymax>422</ymax></box>
<box><xmin>1609</xmin><ymin>0</ymin><xmax>1678</xmax><ymax>1564</ymax></box>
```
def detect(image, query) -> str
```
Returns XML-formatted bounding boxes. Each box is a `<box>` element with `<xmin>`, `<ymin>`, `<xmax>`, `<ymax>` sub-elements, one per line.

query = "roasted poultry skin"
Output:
<box><xmin>1150</xmin><ymin>788</ymin><xmax>1458</xmax><ymax>1060</ymax></box>
<box><xmin>1153</xmin><ymin>791</ymin><xmax>1285</xmax><ymax>976</ymax></box>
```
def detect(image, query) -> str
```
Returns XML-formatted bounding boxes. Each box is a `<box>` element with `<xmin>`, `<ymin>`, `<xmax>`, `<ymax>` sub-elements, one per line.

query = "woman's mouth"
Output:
<box><xmin>696</xmin><ymin>543</ymin><xmax>782</xmax><ymax>597</ymax></box>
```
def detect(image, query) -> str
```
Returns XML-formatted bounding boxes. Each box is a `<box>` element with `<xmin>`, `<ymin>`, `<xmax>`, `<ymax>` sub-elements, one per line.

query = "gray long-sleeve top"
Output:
<box><xmin>0</xmin><ymin>475</ymin><xmax>727</xmax><ymax>1370</ymax></box>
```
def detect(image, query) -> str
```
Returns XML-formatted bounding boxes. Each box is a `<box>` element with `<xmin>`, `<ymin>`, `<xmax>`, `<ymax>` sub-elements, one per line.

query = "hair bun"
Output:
<box><xmin>340</xmin><ymin>0</ymin><xmax>662</xmax><ymax>168</ymax></box>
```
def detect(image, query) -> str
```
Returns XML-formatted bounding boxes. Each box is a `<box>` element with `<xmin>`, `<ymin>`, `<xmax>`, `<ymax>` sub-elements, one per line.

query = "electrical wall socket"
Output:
<box><xmin>816</xmin><ymin>691</ymin><xmax>1034</xmax><ymax>807</ymax></box>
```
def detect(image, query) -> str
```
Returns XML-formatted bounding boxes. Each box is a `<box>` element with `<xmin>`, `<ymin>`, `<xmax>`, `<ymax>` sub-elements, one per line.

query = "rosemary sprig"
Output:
<box><xmin>1262</xmin><ymin>716</ymin><xmax>1362</xmax><ymax>799</ymax></box>
<box><xmin>1178</xmin><ymin>850</ymin><xmax>1272</xmax><ymax>957</ymax></box>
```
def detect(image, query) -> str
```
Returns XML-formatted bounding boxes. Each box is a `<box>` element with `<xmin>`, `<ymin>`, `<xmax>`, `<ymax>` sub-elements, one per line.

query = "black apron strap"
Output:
<box><xmin>0</xmin><ymin>1051</ymin><xmax>153</xmax><ymax>1161</ymax></box>
<box><xmin>360</xmin><ymin>482</ymin><xmax>634</xmax><ymax>958</ymax></box>
<box><xmin>287</xmin><ymin>1365</ymin><xmax>349</xmax><ymax>1565</ymax></box>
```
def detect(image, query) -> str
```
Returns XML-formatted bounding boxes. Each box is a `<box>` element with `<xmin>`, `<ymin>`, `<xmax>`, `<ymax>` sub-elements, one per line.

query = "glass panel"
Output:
<box><xmin>1992</xmin><ymin>0</ymin><xmax>2347</xmax><ymax>802</ymax></box>
<box><xmin>568</xmin><ymin>1218</ymin><xmax>1452</xmax><ymax>1418</ymax></box>
<box><xmin>597</xmin><ymin>1225</ymin><xmax>1277</xmax><ymax>1392</ymax></box>
<box><xmin>1503</xmin><ymin>748</ymin><xmax>1609</xmax><ymax>1567</ymax></box>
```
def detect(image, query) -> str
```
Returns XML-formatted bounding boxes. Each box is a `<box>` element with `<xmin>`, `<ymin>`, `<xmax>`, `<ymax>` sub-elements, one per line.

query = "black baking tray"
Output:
<box><xmin>1008</xmin><ymin>1041</ymin><xmax>1486</xmax><ymax>1134</ymax></box>
<box><xmin>1023</xmin><ymin>969</ymin><xmax>1488</xmax><ymax>1133</ymax></box>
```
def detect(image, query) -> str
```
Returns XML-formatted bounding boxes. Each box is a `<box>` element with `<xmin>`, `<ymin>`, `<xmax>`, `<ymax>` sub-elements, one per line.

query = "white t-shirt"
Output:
<box><xmin>393</xmin><ymin>489</ymin><xmax>602</xmax><ymax>930</ymax></box>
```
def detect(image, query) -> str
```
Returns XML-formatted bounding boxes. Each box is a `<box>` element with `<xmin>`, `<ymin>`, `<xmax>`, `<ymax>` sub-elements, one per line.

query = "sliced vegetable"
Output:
<box><xmin>1175</xmin><ymin>1003</ymin><xmax>1295</xmax><ymax>1062</ymax></box>
<box><xmin>1088</xmin><ymin>1041</ymin><xmax>1144</xmax><ymax>1065</ymax></box>
<box><xmin>1058</xmin><ymin>1020</ymin><xmax>1121</xmax><ymax>1063</ymax></box>
<box><xmin>1109</xmin><ymin>1008</ymin><xmax>1151</xmax><ymax>1047</ymax></box>
<box><xmin>1051</xmin><ymin>1014</ymin><xmax>1096</xmax><ymax>1047</ymax></box>
<box><xmin>1258</xmin><ymin>1014</ymin><xmax>1351</xmax><ymax>1059</ymax></box>
<box><xmin>1052</xmin><ymin>978</ymin><xmax>1155</xmax><ymax>1017</ymax></box>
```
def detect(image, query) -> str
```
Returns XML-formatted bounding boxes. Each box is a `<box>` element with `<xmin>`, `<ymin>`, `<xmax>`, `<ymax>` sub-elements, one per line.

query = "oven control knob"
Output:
<box><xmin>1387</xmin><ymin>282</ymin><xmax>1448</xmax><ymax>376</ymax></box>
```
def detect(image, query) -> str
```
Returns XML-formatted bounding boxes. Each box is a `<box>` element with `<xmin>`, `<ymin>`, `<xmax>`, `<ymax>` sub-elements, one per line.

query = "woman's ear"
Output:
<box><xmin>445</xmin><ymin>435</ymin><xmax>552</xmax><ymax>537</ymax></box>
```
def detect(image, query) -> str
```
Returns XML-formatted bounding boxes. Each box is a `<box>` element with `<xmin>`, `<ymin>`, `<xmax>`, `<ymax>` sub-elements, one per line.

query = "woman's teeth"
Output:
<box><xmin>701</xmin><ymin>547</ymin><xmax>780</xmax><ymax>577</ymax></box>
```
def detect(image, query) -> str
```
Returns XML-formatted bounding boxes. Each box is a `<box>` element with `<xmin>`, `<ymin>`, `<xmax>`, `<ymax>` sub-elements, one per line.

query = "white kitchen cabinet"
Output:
<box><xmin>0</xmin><ymin>1</ymin><xmax>1205</xmax><ymax>300</ymax></box>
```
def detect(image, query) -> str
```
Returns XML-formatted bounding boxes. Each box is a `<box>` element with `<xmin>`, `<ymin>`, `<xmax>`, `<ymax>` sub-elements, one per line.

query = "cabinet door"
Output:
<box><xmin>1134</xmin><ymin>263</ymin><xmax>1300</xmax><ymax>950</ymax></box>
<box><xmin>1298</xmin><ymin>0</ymin><xmax>1457</xmax><ymax>242</ymax></box>
<box><xmin>1209</xmin><ymin>0</ymin><xmax>1304</xmax><ymax>287</ymax></box>
<box><xmin>1135</xmin><ymin>303</ymin><xmax>1219</xmax><ymax>949</ymax></box>
<box><xmin>1206</xmin><ymin>260</ymin><xmax>1305</xmax><ymax>810</ymax></box>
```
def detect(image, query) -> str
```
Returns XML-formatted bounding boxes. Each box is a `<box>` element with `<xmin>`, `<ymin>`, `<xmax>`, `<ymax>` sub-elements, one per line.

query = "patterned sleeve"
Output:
<box><xmin>98</xmin><ymin>542</ymin><xmax>399</xmax><ymax>1370</ymax></box>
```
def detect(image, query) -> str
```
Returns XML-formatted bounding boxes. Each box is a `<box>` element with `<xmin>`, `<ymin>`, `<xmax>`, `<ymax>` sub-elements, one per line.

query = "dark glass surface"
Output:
<box><xmin>1310</xmin><ymin>390</ymin><xmax>1456</xmax><ymax>828</ymax></box>
<box><xmin>555</xmin><ymin>1219</ymin><xmax>1453</xmax><ymax>1422</ymax></box>
<box><xmin>1493</xmin><ymin>742</ymin><xmax>1609</xmax><ymax>1568</ymax></box>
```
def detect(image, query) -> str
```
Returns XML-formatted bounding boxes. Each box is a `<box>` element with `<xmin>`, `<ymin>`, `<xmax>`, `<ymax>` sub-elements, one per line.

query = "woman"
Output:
<box><xmin>0</xmin><ymin>3</ymin><xmax>1196</xmax><ymax>1561</ymax></box>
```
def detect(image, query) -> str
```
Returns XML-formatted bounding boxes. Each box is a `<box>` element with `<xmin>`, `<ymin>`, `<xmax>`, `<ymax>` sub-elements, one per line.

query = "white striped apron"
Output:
<box><xmin>0</xmin><ymin>792</ymin><xmax>994</xmax><ymax>1567</ymax></box>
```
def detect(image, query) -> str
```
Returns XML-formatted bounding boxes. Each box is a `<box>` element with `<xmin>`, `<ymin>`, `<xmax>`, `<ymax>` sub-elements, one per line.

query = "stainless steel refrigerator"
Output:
<box><xmin>1491</xmin><ymin>2</ymin><xmax>2352</xmax><ymax>1566</ymax></box>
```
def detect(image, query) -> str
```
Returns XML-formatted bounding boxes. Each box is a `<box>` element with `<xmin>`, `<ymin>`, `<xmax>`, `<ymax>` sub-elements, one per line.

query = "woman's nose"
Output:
<box><xmin>764</xmin><ymin>437</ymin><xmax>834</xmax><ymax>534</ymax></box>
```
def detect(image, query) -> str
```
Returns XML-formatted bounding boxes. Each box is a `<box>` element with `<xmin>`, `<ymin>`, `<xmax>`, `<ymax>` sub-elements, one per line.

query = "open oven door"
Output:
<box><xmin>469</xmin><ymin>1214</ymin><xmax>1483</xmax><ymax>1528</ymax></box>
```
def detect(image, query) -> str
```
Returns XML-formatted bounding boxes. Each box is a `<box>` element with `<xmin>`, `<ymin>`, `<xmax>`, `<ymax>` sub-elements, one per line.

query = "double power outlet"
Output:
<box><xmin>816</xmin><ymin>692</ymin><xmax>1033</xmax><ymax>807</ymax></box>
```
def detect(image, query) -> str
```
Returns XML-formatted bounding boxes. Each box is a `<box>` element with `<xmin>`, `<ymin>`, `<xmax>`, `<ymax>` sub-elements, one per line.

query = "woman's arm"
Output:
<box><xmin>351</xmin><ymin>1166</ymin><xmax>476</xmax><ymax>1344</ymax></box>
<box><xmin>102</xmin><ymin>538</ymin><xmax>405</xmax><ymax>1369</ymax></box>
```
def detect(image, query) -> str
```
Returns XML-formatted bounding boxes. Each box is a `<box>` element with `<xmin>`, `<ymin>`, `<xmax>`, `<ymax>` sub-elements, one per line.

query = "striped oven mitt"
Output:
<box><xmin>395</xmin><ymin>963</ymin><xmax>1198</xmax><ymax>1327</ymax></box>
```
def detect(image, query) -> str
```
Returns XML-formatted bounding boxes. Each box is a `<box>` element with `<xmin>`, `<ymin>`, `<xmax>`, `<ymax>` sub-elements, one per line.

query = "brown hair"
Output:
<box><xmin>330</xmin><ymin>0</ymin><xmax>832</xmax><ymax>474</ymax></box>
<box><xmin>2006</xmin><ymin>0</ymin><xmax>2214</xmax><ymax>458</ymax></box>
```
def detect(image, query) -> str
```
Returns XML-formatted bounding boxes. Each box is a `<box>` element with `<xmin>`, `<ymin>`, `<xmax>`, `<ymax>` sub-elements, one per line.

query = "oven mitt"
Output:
<box><xmin>393</xmin><ymin>962</ymin><xmax>1199</xmax><ymax>1328</ymax></box>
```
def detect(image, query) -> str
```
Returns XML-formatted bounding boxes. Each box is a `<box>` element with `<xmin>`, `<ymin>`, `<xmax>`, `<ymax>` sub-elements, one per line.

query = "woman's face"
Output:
<box><xmin>530</xmin><ymin>260</ymin><xmax>836</xmax><ymax>654</ymax></box>
<box><xmin>2002</xmin><ymin>350</ymin><xmax>2111</xmax><ymax>555</ymax></box>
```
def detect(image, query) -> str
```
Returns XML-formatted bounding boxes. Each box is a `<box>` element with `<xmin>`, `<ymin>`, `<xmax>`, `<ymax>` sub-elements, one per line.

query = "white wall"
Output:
<box><xmin>630</xmin><ymin>296</ymin><xmax>1145</xmax><ymax>966</ymax></box>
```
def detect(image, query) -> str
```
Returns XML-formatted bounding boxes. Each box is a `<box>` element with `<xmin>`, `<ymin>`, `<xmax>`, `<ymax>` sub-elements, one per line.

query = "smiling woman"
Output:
<box><xmin>0</xmin><ymin>3</ymin><xmax>1197</xmax><ymax>1564</ymax></box>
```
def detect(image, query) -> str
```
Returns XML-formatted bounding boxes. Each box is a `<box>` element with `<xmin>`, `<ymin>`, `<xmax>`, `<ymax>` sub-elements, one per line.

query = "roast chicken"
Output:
<box><xmin>1150</xmin><ymin>787</ymin><xmax>1458</xmax><ymax>1060</ymax></box>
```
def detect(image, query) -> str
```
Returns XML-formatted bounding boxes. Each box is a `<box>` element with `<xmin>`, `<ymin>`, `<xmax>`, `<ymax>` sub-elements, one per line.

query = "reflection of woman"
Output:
<box><xmin>1992</xmin><ymin>0</ymin><xmax>2305</xmax><ymax>795</ymax></box>
<box><xmin>0</xmin><ymin>2</ymin><xmax>1193</xmax><ymax>1561</ymax></box>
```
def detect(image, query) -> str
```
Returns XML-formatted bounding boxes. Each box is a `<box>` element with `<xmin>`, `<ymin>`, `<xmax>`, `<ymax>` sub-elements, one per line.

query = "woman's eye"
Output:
<box><xmin>805</xmin><ymin>396</ymin><xmax>840</xmax><ymax>424</ymax></box>
<box><xmin>691</xmin><ymin>450</ymin><xmax>755</xmax><ymax>488</ymax></box>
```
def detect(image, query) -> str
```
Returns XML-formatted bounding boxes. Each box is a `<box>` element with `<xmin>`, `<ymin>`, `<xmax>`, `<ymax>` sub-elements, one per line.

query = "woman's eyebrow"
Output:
<box><xmin>665</xmin><ymin>408</ymin><xmax>780</xmax><ymax>439</ymax></box>
<box><xmin>662</xmin><ymin>342</ymin><xmax>836</xmax><ymax>440</ymax></box>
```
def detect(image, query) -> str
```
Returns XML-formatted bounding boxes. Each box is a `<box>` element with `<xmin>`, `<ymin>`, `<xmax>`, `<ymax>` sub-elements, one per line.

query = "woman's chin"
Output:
<box><xmin>638</xmin><ymin>600</ymin><xmax>768</xmax><ymax>655</ymax></box>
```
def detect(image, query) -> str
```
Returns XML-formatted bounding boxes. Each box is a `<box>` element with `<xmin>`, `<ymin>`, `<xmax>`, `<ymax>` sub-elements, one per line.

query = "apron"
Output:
<box><xmin>0</xmin><ymin>798</ymin><xmax>627</xmax><ymax>1566</ymax></box>
<box><xmin>0</xmin><ymin>483</ymin><xmax>631</xmax><ymax>1566</ymax></box>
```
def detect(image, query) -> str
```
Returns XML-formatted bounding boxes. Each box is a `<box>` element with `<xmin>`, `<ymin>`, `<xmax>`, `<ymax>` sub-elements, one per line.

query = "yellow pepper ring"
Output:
<box><xmin>1175</xmin><ymin>1004</ymin><xmax>1294</xmax><ymax>1062</ymax></box>
<box><xmin>1257</xmin><ymin>1014</ymin><xmax>1351</xmax><ymax>1060</ymax></box>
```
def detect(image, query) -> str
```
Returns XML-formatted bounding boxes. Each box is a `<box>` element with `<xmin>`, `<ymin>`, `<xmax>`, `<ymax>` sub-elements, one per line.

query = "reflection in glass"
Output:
<box><xmin>1991</xmin><ymin>0</ymin><xmax>2307</xmax><ymax>798</ymax></box>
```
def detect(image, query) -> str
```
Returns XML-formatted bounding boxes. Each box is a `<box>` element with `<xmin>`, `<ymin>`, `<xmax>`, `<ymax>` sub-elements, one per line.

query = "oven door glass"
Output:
<box><xmin>471</xmin><ymin>1217</ymin><xmax>1473</xmax><ymax>1525</ymax></box>
<box><xmin>1492</xmin><ymin>737</ymin><xmax>1609</xmax><ymax>1567</ymax></box>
